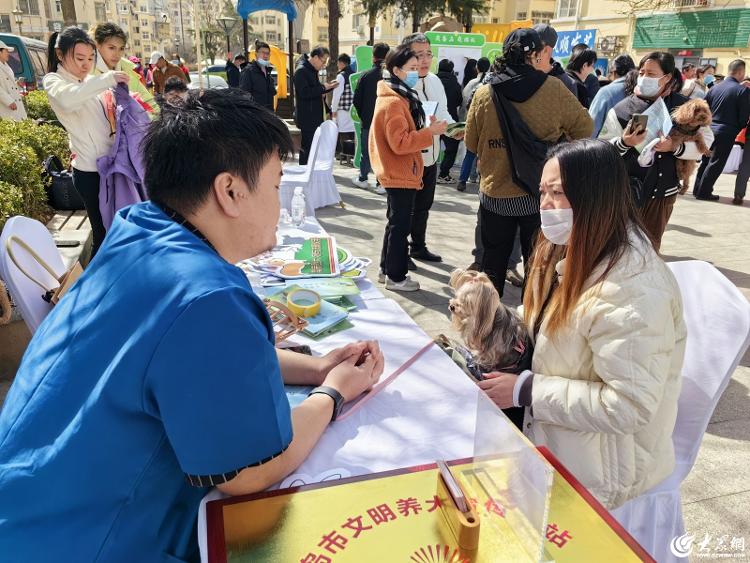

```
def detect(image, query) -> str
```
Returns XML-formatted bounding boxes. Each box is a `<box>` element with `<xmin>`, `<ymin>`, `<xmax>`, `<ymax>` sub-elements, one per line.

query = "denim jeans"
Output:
<box><xmin>459</xmin><ymin>151</ymin><xmax>477</xmax><ymax>182</ymax></box>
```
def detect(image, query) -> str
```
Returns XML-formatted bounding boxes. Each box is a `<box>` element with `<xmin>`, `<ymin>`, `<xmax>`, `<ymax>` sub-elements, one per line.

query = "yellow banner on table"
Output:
<box><xmin>208</xmin><ymin>456</ymin><xmax>649</xmax><ymax>562</ymax></box>
<box><xmin>473</xmin><ymin>20</ymin><xmax>533</xmax><ymax>44</ymax></box>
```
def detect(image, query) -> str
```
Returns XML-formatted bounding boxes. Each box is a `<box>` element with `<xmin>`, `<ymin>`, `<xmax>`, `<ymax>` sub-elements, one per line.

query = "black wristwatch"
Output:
<box><xmin>308</xmin><ymin>386</ymin><xmax>345</xmax><ymax>422</ymax></box>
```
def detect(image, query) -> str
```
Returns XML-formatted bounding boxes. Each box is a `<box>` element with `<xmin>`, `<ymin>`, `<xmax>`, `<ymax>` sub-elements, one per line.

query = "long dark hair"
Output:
<box><xmin>523</xmin><ymin>139</ymin><xmax>654</xmax><ymax>335</ymax></box>
<box><xmin>385</xmin><ymin>46</ymin><xmax>424</xmax><ymax>129</ymax></box>
<box><xmin>638</xmin><ymin>51</ymin><xmax>684</xmax><ymax>96</ymax></box>
<box><xmin>463</xmin><ymin>58</ymin><xmax>478</xmax><ymax>87</ymax></box>
<box><xmin>47</xmin><ymin>27</ymin><xmax>97</xmax><ymax>73</ymax></box>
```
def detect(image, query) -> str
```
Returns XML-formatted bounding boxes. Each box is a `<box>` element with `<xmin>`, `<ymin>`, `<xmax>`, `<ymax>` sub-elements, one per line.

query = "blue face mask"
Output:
<box><xmin>403</xmin><ymin>70</ymin><xmax>419</xmax><ymax>88</ymax></box>
<box><xmin>703</xmin><ymin>74</ymin><xmax>715</xmax><ymax>86</ymax></box>
<box><xmin>257</xmin><ymin>58</ymin><xmax>270</xmax><ymax>67</ymax></box>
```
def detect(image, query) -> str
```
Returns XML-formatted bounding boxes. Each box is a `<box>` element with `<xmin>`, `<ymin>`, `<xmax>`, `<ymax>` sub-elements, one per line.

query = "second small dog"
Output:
<box><xmin>669</xmin><ymin>98</ymin><xmax>713</xmax><ymax>194</ymax></box>
<box><xmin>449</xmin><ymin>269</ymin><xmax>532</xmax><ymax>429</ymax></box>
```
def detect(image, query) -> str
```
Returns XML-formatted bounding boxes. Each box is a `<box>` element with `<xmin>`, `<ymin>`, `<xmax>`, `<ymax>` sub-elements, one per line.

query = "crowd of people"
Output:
<box><xmin>0</xmin><ymin>17</ymin><xmax>745</xmax><ymax>563</ymax></box>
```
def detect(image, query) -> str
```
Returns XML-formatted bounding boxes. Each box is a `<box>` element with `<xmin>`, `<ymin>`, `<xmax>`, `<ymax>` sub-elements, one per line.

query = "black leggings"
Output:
<box><xmin>72</xmin><ymin>168</ymin><xmax>106</xmax><ymax>257</ymax></box>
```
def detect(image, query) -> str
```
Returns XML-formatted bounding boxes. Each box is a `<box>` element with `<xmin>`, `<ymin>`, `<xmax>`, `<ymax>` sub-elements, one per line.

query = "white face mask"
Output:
<box><xmin>637</xmin><ymin>74</ymin><xmax>664</xmax><ymax>98</ymax></box>
<box><xmin>540</xmin><ymin>208</ymin><xmax>574</xmax><ymax>245</ymax></box>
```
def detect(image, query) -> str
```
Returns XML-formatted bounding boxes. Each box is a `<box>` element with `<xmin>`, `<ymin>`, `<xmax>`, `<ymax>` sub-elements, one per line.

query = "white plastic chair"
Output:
<box><xmin>0</xmin><ymin>216</ymin><xmax>66</xmax><ymax>333</ymax></box>
<box><xmin>280</xmin><ymin>121</ymin><xmax>341</xmax><ymax>214</ymax></box>
<box><xmin>612</xmin><ymin>260</ymin><xmax>750</xmax><ymax>562</ymax></box>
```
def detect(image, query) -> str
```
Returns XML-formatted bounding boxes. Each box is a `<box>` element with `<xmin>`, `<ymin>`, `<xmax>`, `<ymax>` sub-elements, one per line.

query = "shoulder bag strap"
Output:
<box><xmin>4</xmin><ymin>236</ymin><xmax>61</xmax><ymax>296</ymax></box>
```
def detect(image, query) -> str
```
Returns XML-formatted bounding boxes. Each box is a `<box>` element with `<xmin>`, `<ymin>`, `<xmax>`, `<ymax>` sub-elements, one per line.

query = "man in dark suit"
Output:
<box><xmin>693</xmin><ymin>59</ymin><xmax>750</xmax><ymax>200</ymax></box>
<box><xmin>225</xmin><ymin>54</ymin><xmax>246</xmax><ymax>88</ymax></box>
<box><xmin>352</xmin><ymin>42</ymin><xmax>389</xmax><ymax>190</ymax></box>
<box><xmin>240</xmin><ymin>42</ymin><xmax>277</xmax><ymax>112</ymax></box>
<box><xmin>293</xmin><ymin>46</ymin><xmax>338</xmax><ymax>165</ymax></box>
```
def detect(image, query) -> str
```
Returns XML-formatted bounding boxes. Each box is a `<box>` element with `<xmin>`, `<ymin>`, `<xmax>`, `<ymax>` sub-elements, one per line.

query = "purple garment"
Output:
<box><xmin>97</xmin><ymin>83</ymin><xmax>150</xmax><ymax>229</ymax></box>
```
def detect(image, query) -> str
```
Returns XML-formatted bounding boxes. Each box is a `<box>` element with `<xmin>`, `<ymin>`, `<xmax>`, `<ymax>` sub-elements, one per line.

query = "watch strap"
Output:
<box><xmin>308</xmin><ymin>385</ymin><xmax>345</xmax><ymax>421</ymax></box>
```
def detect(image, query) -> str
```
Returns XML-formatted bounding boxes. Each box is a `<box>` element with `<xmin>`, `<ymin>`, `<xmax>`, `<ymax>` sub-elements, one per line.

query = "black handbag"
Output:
<box><xmin>42</xmin><ymin>156</ymin><xmax>85</xmax><ymax>211</ymax></box>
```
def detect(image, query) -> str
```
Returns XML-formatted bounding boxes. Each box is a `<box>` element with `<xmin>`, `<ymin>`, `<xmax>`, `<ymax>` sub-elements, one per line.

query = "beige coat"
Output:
<box><xmin>527</xmin><ymin>231</ymin><xmax>687</xmax><ymax>509</ymax></box>
<box><xmin>0</xmin><ymin>61</ymin><xmax>26</xmax><ymax>121</ymax></box>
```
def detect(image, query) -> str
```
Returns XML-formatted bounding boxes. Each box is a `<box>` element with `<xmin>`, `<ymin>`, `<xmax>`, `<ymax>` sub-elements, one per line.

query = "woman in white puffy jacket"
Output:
<box><xmin>479</xmin><ymin>139</ymin><xmax>687</xmax><ymax>512</ymax></box>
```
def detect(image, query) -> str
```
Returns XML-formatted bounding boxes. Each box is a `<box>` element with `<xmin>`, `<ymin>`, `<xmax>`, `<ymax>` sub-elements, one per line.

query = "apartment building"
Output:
<box><xmin>247</xmin><ymin>10</ymin><xmax>286</xmax><ymax>50</ymax></box>
<box><xmin>551</xmin><ymin>0</ymin><xmax>750</xmax><ymax>73</ymax></box>
<box><xmin>472</xmin><ymin>0</ymin><xmax>556</xmax><ymax>25</ymax></box>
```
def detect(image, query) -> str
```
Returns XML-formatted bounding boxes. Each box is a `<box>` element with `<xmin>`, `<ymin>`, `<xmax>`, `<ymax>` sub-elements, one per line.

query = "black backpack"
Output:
<box><xmin>489</xmin><ymin>84</ymin><xmax>561</xmax><ymax>198</ymax></box>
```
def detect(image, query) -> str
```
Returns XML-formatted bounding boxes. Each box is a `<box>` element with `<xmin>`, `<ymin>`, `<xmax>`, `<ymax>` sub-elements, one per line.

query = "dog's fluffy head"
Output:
<box><xmin>672</xmin><ymin>98</ymin><xmax>712</xmax><ymax>128</ymax></box>
<box><xmin>448</xmin><ymin>269</ymin><xmax>527</xmax><ymax>370</ymax></box>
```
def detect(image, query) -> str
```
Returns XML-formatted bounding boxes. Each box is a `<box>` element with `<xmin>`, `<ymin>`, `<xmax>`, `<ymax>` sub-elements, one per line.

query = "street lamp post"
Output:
<box><xmin>12</xmin><ymin>6</ymin><xmax>23</xmax><ymax>37</ymax></box>
<box><xmin>174</xmin><ymin>37</ymin><xmax>181</xmax><ymax>58</ymax></box>
<box><xmin>216</xmin><ymin>15</ymin><xmax>237</xmax><ymax>55</ymax></box>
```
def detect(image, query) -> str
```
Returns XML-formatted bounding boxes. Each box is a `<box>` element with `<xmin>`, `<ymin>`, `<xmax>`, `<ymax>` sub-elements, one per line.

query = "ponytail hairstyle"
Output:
<box><xmin>47</xmin><ymin>26</ymin><xmax>97</xmax><ymax>73</ymax></box>
<box><xmin>491</xmin><ymin>29</ymin><xmax>543</xmax><ymax>73</ymax></box>
<box><xmin>638</xmin><ymin>51</ymin><xmax>683</xmax><ymax>96</ymax></box>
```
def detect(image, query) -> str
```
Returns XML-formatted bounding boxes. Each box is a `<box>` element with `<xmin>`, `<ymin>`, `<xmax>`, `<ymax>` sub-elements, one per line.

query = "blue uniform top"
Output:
<box><xmin>0</xmin><ymin>201</ymin><xmax>292</xmax><ymax>562</ymax></box>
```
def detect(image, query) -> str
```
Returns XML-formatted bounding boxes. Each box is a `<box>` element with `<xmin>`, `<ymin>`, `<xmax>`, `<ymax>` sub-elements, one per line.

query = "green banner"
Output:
<box><xmin>425</xmin><ymin>31</ymin><xmax>485</xmax><ymax>47</ymax></box>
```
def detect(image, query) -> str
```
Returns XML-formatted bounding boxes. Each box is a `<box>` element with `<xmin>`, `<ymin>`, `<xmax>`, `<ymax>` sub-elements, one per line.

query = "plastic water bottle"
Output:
<box><xmin>291</xmin><ymin>187</ymin><xmax>306</xmax><ymax>227</ymax></box>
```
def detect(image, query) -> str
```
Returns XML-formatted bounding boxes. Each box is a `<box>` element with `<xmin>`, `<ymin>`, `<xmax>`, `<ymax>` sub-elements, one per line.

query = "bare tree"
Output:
<box><xmin>60</xmin><ymin>0</ymin><xmax>77</xmax><ymax>26</ymax></box>
<box><xmin>326</xmin><ymin>0</ymin><xmax>340</xmax><ymax>78</ymax></box>
<box><xmin>360</xmin><ymin>0</ymin><xmax>393</xmax><ymax>45</ymax></box>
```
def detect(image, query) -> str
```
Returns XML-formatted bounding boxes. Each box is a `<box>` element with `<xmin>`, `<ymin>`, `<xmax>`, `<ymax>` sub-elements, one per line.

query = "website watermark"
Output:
<box><xmin>671</xmin><ymin>533</ymin><xmax>747</xmax><ymax>559</ymax></box>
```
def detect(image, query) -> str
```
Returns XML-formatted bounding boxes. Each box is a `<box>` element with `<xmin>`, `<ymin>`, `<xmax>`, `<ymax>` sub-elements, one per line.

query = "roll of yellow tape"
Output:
<box><xmin>287</xmin><ymin>288</ymin><xmax>321</xmax><ymax>318</ymax></box>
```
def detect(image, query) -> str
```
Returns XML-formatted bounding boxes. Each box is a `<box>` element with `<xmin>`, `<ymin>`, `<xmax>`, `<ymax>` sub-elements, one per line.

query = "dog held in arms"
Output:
<box><xmin>448</xmin><ymin>269</ymin><xmax>532</xmax><ymax>429</ymax></box>
<box><xmin>669</xmin><ymin>98</ymin><xmax>712</xmax><ymax>195</ymax></box>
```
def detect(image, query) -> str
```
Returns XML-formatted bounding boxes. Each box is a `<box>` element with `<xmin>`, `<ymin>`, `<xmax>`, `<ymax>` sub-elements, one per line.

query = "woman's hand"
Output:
<box><xmin>622</xmin><ymin>125</ymin><xmax>647</xmax><ymax>148</ymax></box>
<box><xmin>113</xmin><ymin>71</ymin><xmax>130</xmax><ymax>84</ymax></box>
<box><xmin>654</xmin><ymin>135</ymin><xmax>675</xmax><ymax>152</ymax></box>
<box><xmin>428</xmin><ymin>116</ymin><xmax>448</xmax><ymax>136</ymax></box>
<box><xmin>477</xmin><ymin>372</ymin><xmax>518</xmax><ymax>409</ymax></box>
<box><xmin>322</xmin><ymin>341</ymin><xmax>384</xmax><ymax>402</ymax></box>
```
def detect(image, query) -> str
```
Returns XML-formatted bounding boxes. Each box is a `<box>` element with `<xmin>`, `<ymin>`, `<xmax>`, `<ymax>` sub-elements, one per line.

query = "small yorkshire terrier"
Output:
<box><xmin>669</xmin><ymin>99</ymin><xmax>713</xmax><ymax>194</ymax></box>
<box><xmin>449</xmin><ymin>269</ymin><xmax>532</xmax><ymax>428</ymax></box>
<box><xmin>448</xmin><ymin>269</ymin><xmax>531</xmax><ymax>373</ymax></box>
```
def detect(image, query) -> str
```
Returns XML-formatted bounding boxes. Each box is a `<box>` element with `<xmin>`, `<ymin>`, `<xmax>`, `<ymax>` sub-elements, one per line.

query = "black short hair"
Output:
<box><xmin>729</xmin><ymin>59</ymin><xmax>746</xmax><ymax>74</ymax></box>
<box><xmin>373</xmin><ymin>42</ymin><xmax>390</xmax><ymax>61</ymax></box>
<box><xmin>385</xmin><ymin>46</ymin><xmax>417</xmax><ymax>74</ymax></box>
<box><xmin>613</xmin><ymin>54</ymin><xmax>635</xmax><ymax>77</ymax></box>
<box><xmin>311</xmin><ymin>45</ymin><xmax>330</xmax><ymax>59</ymax></box>
<box><xmin>255</xmin><ymin>41</ymin><xmax>271</xmax><ymax>52</ymax></box>
<box><xmin>234</xmin><ymin>54</ymin><xmax>246</xmax><ymax>61</ymax></box>
<box><xmin>144</xmin><ymin>89</ymin><xmax>293</xmax><ymax>215</ymax></box>
<box><xmin>567</xmin><ymin>44</ymin><xmax>597</xmax><ymax>72</ymax></box>
<box><xmin>164</xmin><ymin>76</ymin><xmax>187</xmax><ymax>94</ymax></box>
<box><xmin>338</xmin><ymin>53</ymin><xmax>351</xmax><ymax>65</ymax></box>
<box><xmin>477</xmin><ymin>57</ymin><xmax>490</xmax><ymax>73</ymax></box>
<box><xmin>94</xmin><ymin>22</ymin><xmax>128</xmax><ymax>46</ymax></box>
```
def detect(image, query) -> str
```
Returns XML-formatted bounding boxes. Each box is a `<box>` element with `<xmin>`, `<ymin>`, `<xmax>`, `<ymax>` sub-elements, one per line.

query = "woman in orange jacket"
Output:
<box><xmin>370</xmin><ymin>45</ymin><xmax>448</xmax><ymax>292</ymax></box>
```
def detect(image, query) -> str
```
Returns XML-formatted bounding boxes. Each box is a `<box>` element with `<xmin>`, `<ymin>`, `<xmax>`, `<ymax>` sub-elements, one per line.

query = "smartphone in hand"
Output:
<box><xmin>627</xmin><ymin>113</ymin><xmax>649</xmax><ymax>134</ymax></box>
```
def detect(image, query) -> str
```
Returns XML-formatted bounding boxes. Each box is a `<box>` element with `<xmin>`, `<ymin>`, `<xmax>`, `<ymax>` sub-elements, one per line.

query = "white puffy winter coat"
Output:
<box><xmin>526</xmin><ymin>231</ymin><xmax>687</xmax><ymax>509</ymax></box>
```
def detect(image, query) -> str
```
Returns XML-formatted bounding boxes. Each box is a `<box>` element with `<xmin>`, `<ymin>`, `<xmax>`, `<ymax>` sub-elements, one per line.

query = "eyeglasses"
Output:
<box><xmin>416</xmin><ymin>52</ymin><xmax>433</xmax><ymax>61</ymax></box>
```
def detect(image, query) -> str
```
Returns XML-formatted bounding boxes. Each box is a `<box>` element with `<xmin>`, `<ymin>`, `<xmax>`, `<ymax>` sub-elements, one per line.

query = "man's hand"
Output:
<box><xmin>450</xmin><ymin>130</ymin><xmax>465</xmax><ymax>140</ymax></box>
<box><xmin>8</xmin><ymin>102</ymin><xmax>16</xmax><ymax>111</ymax></box>
<box><xmin>325</xmin><ymin>80</ymin><xmax>338</xmax><ymax>91</ymax></box>
<box><xmin>622</xmin><ymin>125</ymin><xmax>647</xmax><ymax>148</ymax></box>
<box><xmin>654</xmin><ymin>135</ymin><xmax>675</xmax><ymax>152</ymax></box>
<box><xmin>322</xmin><ymin>340</ymin><xmax>384</xmax><ymax>401</ymax></box>
<box><xmin>477</xmin><ymin>372</ymin><xmax>518</xmax><ymax>409</ymax></box>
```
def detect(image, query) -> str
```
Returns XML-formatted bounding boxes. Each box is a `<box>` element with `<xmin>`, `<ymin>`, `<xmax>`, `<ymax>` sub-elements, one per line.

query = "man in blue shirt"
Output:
<box><xmin>0</xmin><ymin>89</ymin><xmax>384</xmax><ymax>562</ymax></box>
<box><xmin>589</xmin><ymin>54</ymin><xmax>636</xmax><ymax>137</ymax></box>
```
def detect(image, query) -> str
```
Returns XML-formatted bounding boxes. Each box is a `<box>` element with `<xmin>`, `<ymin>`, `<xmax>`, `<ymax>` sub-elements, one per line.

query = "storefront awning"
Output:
<box><xmin>634</xmin><ymin>8</ymin><xmax>750</xmax><ymax>50</ymax></box>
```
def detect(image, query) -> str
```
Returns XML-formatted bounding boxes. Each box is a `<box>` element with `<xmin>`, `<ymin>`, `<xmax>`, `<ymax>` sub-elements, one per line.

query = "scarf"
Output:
<box><xmin>387</xmin><ymin>75</ymin><xmax>425</xmax><ymax>130</ymax></box>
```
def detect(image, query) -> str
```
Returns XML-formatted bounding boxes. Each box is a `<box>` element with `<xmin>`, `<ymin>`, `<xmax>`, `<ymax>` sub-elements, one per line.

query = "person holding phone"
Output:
<box><xmin>370</xmin><ymin>45</ymin><xmax>448</xmax><ymax>292</ymax></box>
<box><xmin>601</xmin><ymin>51</ymin><xmax>714</xmax><ymax>248</ymax></box>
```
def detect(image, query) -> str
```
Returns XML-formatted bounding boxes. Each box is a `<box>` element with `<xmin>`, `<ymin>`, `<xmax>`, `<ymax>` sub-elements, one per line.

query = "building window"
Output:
<box><xmin>491</xmin><ymin>17</ymin><xmax>498</xmax><ymax>23</ymax></box>
<box><xmin>55</xmin><ymin>0</ymin><xmax>61</xmax><ymax>12</ymax></box>
<box><xmin>139</xmin><ymin>4</ymin><xmax>146</xmax><ymax>12</ymax></box>
<box><xmin>531</xmin><ymin>11</ymin><xmax>554</xmax><ymax>24</ymax></box>
<box><xmin>0</xmin><ymin>15</ymin><xmax>11</xmax><ymax>32</ymax></box>
<box><xmin>318</xmin><ymin>7</ymin><xmax>328</xmax><ymax>18</ymax></box>
<box><xmin>353</xmin><ymin>13</ymin><xmax>365</xmax><ymax>28</ymax></box>
<box><xmin>516</xmin><ymin>11</ymin><xmax>527</xmax><ymax>20</ymax></box>
<box><xmin>119</xmin><ymin>4</ymin><xmax>129</xmax><ymax>13</ymax></box>
<box><xmin>265</xmin><ymin>14</ymin><xmax>276</xmax><ymax>24</ymax></box>
<box><xmin>142</xmin><ymin>32</ymin><xmax>150</xmax><ymax>39</ymax></box>
<box><xmin>317</xmin><ymin>26</ymin><xmax>328</xmax><ymax>42</ymax></box>
<box><xmin>95</xmin><ymin>2</ymin><xmax>106</xmax><ymax>21</ymax></box>
<box><xmin>18</xmin><ymin>0</ymin><xmax>40</xmax><ymax>16</ymax></box>
<box><xmin>266</xmin><ymin>30</ymin><xmax>278</xmax><ymax>42</ymax></box>
<box><xmin>134</xmin><ymin>39</ymin><xmax>141</xmax><ymax>46</ymax></box>
<box><xmin>555</xmin><ymin>0</ymin><xmax>577</xmax><ymax>18</ymax></box>
<box><xmin>672</xmin><ymin>0</ymin><xmax>710</xmax><ymax>6</ymax></box>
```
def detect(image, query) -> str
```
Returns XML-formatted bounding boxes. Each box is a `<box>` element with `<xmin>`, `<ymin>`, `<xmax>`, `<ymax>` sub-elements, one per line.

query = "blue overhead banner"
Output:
<box><xmin>235</xmin><ymin>0</ymin><xmax>297</xmax><ymax>20</ymax></box>
<box><xmin>553</xmin><ymin>29</ymin><xmax>596</xmax><ymax>59</ymax></box>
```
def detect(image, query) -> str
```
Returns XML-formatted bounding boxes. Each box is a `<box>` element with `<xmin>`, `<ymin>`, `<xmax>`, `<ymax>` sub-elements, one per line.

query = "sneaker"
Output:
<box><xmin>353</xmin><ymin>177</ymin><xmax>370</xmax><ymax>189</ymax></box>
<box><xmin>457</xmin><ymin>181</ymin><xmax>467</xmax><ymax>192</ymax></box>
<box><xmin>437</xmin><ymin>174</ymin><xmax>454</xmax><ymax>184</ymax></box>
<box><xmin>506</xmin><ymin>266</ymin><xmax>524</xmax><ymax>287</ymax></box>
<box><xmin>386</xmin><ymin>275</ymin><xmax>420</xmax><ymax>292</ymax></box>
<box><xmin>374</xmin><ymin>185</ymin><xmax>386</xmax><ymax>195</ymax></box>
<box><xmin>378</xmin><ymin>269</ymin><xmax>386</xmax><ymax>283</ymax></box>
<box><xmin>469</xmin><ymin>175</ymin><xmax>478</xmax><ymax>183</ymax></box>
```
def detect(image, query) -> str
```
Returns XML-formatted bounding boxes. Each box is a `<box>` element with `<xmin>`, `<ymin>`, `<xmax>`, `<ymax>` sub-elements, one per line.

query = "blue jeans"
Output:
<box><xmin>459</xmin><ymin>151</ymin><xmax>477</xmax><ymax>182</ymax></box>
<box><xmin>359</xmin><ymin>127</ymin><xmax>371</xmax><ymax>181</ymax></box>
